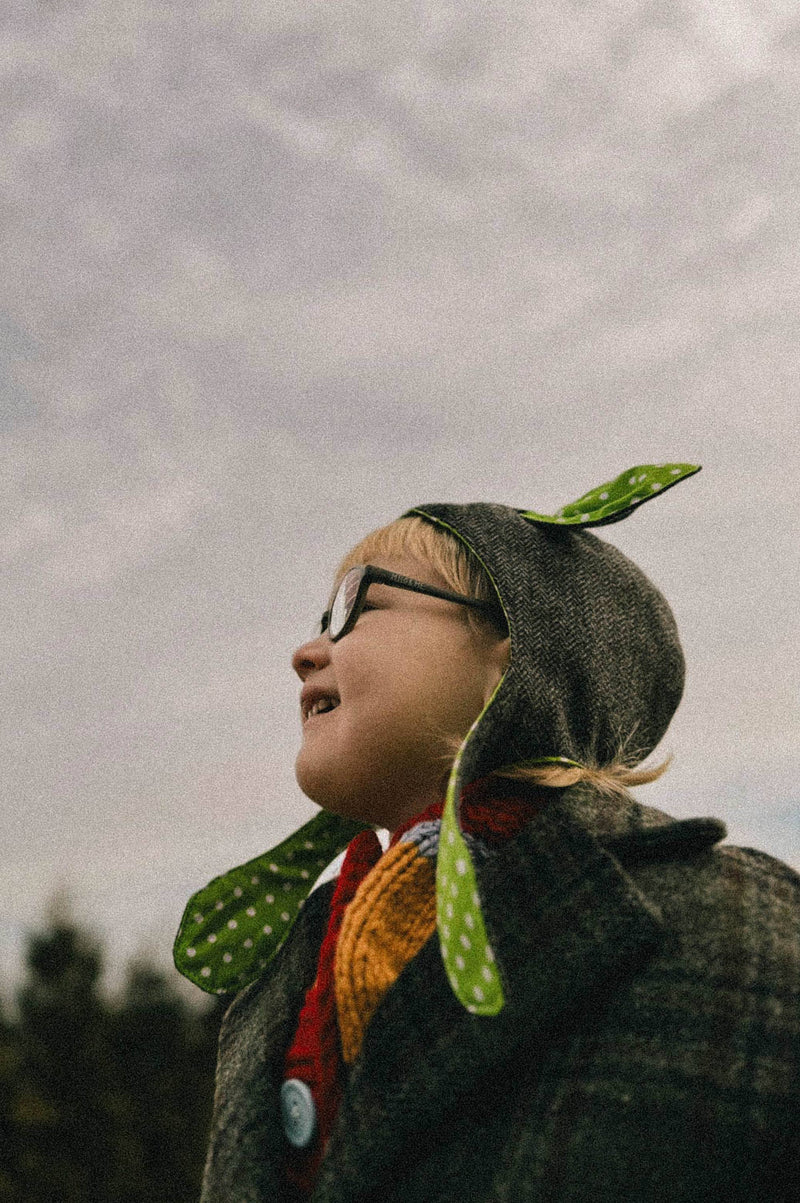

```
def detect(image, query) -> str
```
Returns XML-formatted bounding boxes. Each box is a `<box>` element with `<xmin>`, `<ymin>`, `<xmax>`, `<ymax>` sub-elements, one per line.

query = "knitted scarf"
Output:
<box><xmin>283</xmin><ymin>779</ymin><xmax>549</xmax><ymax>1194</ymax></box>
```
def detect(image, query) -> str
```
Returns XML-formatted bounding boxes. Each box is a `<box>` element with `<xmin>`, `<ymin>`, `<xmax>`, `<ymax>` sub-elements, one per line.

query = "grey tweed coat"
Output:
<box><xmin>200</xmin><ymin>784</ymin><xmax>800</xmax><ymax>1202</ymax></box>
<box><xmin>194</xmin><ymin>485</ymin><xmax>800</xmax><ymax>1200</ymax></box>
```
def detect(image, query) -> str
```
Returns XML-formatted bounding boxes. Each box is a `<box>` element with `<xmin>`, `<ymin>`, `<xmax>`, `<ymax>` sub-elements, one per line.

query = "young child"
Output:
<box><xmin>175</xmin><ymin>462</ymin><xmax>800</xmax><ymax>1202</ymax></box>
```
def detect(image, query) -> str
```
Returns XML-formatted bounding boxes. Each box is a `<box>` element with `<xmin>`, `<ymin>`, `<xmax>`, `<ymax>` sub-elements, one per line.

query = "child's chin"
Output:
<box><xmin>293</xmin><ymin>753</ymin><xmax>324</xmax><ymax>804</ymax></box>
<box><xmin>295</xmin><ymin>757</ymin><xmax>345</xmax><ymax>813</ymax></box>
<box><xmin>294</xmin><ymin>769</ymin><xmax>382</xmax><ymax>827</ymax></box>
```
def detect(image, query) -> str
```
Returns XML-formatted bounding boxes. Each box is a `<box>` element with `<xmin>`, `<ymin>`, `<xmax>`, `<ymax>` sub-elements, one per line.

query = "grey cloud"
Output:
<box><xmin>0</xmin><ymin>0</ymin><xmax>798</xmax><ymax>1000</ymax></box>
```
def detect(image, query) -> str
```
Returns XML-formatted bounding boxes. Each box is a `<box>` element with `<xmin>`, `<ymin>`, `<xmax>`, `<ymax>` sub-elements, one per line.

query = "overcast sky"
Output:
<box><xmin>2</xmin><ymin>0</ymin><xmax>799</xmax><ymax>1004</ymax></box>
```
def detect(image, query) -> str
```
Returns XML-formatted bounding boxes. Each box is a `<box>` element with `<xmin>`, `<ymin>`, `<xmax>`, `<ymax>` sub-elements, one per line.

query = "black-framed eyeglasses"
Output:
<box><xmin>319</xmin><ymin>564</ymin><xmax>505</xmax><ymax>642</ymax></box>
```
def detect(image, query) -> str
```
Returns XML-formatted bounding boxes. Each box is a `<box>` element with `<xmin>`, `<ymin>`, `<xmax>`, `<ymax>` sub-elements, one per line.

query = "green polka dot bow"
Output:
<box><xmin>174</xmin><ymin>461</ymin><xmax>700</xmax><ymax>1007</ymax></box>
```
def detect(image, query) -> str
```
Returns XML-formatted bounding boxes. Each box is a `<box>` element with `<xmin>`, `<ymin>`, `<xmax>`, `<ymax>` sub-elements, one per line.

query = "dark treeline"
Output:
<box><xmin>0</xmin><ymin>908</ymin><xmax>228</xmax><ymax>1202</ymax></box>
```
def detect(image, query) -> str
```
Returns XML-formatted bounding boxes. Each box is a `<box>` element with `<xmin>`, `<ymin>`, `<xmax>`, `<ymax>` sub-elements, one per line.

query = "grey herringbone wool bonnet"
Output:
<box><xmin>404</xmin><ymin>501</ymin><xmax>685</xmax><ymax>788</ymax></box>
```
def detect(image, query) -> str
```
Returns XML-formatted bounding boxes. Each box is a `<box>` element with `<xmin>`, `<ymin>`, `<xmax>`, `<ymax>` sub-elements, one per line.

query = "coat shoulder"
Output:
<box><xmin>629</xmin><ymin>833</ymin><xmax>800</xmax><ymax>936</ymax></box>
<box><xmin>613</xmin><ymin>833</ymin><xmax>800</xmax><ymax>1104</ymax></box>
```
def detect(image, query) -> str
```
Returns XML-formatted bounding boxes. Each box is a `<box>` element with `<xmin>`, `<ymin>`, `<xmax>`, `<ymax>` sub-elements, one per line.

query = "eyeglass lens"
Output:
<box><xmin>329</xmin><ymin>568</ymin><xmax>363</xmax><ymax>637</ymax></box>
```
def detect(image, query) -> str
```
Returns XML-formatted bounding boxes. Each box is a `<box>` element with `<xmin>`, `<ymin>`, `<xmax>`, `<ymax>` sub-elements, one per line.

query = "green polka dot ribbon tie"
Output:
<box><xmin>436</xmin><ymin>729</ymin><xmax>504</xmax><ymax>1015</ymax></box>
<box><xmin>518</xmin><ymin>461</ymin><xmax>700</xmax><ymax>527</ymax></box>
<box><xmin>437</xmin><ymin>726</ymin><xmax>585</xmax><ymax>1015</ymax></box>
<box><xmin>175</xmin><ymin>461</ymin><xmax>700</xmax><ymax>1010</ymax></box>
<box><xmin>173</xmin><ymin>810</ymin><xmax>365</xmax><ymax>994</ymax></box>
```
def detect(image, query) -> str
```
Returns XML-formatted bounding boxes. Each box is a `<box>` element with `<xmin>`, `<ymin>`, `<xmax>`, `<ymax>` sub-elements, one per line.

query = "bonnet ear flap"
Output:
<box><xmin>436</xmin><ymin>745</ymin><xmax>504</xmax><ymax>1015</ymax></box>
<box><xmin>437</xmin><ymin>737</ymin><xmax>583</xmax><ymax>1016</ymax></box>
<box><xmin>173</xmin><ymin>811</ymin><xmax>367</xmax><ymax>994</ymax></box>
<box><xmin>519</xmin><ymin>463</ymin><xmax>700</xmax><ymax>528</ymax></box>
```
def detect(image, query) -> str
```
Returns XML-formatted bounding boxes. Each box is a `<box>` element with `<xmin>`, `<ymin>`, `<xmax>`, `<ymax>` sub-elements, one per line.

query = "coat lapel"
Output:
<box><xmin>201</xmin><ymin>882</ymin><xmax>335</xmax><ymax>1203</ymax></box>
<box><xmin>313</xmin><ymin>791</ymin><xmax>669</xmax><ymax>1202</ymax></box>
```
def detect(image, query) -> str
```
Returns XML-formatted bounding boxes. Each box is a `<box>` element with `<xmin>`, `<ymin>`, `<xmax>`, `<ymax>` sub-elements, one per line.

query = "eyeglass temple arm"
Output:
<box><xmin>318</xmin><ymin>567</ymin><xmax>503</xmax><ymax>632</ymax></box>
<box><xmin>367</xmin><ymin>567</ymin><xmax>501</xmax><ymax>614</ymax></box>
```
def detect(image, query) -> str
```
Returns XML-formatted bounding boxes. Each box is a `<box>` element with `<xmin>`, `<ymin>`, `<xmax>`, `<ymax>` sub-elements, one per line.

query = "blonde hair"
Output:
<box><xmin>335</xmin><ymin>515</ymin><xmax>503</xmax><ymax>635</ymax></box>
<box><xmin>336</xmin><ymin>515</ymin><xmax>670</xmax><ymax>800</ymax></box>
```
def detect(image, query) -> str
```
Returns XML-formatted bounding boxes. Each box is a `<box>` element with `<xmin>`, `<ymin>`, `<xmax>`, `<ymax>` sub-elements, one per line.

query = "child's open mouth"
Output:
<box><xmin>303</xmin><ymin>697</ymin><xmax>341</xmax><ymax>722</ymax></box>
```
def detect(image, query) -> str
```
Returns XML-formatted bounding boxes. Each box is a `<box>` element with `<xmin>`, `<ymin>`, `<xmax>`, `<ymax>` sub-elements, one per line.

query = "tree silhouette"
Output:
<box><xmin>4</xmin><ymin>899</ymin><xmax>227</xmax><ymax>1202</ymax></box>
<box><xmin>0</xmin><ymin>996</ymin><xmax>21</xmax><ymax>1202</ymax></box>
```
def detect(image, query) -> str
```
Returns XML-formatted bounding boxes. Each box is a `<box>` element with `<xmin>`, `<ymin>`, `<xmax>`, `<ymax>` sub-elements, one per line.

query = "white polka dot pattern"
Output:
<box><xmin>437</xmin><ymin>799</ymin><xmax>504</xmax><ymax>1014</ymax></box>
<box><xmin>436</xmin><ymin>733</ymin><xmax>505</xmax><ymax>1016</ymax></box>
<box><xmin>520</xmin><ymin>463</ymin><xmax>700</xmax><ymax>528</ymax></box>
<box><xmin>435</xmin><ymin>720</ymin><xmax>582</xmax><ymax>1013</ymax></box>
<box><xmin>173</xmin><ymin>810</ymin><xmax>365</xmax><ymax>993</ymax></box>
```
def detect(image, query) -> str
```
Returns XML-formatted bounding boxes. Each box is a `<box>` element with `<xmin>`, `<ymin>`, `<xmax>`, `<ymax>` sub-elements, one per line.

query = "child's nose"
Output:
<box><xmin>291</xmin><ymin>633</ymin><xmax>331</xmax><ymax>679</ymax></box>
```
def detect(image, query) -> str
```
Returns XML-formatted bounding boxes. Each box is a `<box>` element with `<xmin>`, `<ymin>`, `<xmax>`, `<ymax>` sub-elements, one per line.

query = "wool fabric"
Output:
<box><xmin>200</xmin><ymin>785</ymin><xmax>800</xmax><ymax>1203</ymax></box>
<box><xmin>282</xmin><ymin>780</ymin><xmax>546</xmax><ymax>1196</ymax></box>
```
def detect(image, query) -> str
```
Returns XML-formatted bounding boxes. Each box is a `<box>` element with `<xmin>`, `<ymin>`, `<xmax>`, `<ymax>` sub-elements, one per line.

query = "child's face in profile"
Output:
<box><xmin>291</xmin><ymin>554</ymin><xmax>510</xmax><ymax>832</ymax></box>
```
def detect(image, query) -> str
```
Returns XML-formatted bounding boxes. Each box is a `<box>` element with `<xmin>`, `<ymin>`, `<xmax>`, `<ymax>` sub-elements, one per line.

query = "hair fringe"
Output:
<box><xmin>431</xmin><ymin>726</ymin><xmax>672</xmax><ymax>800</ymax></box>
<box><xmin>335</xmin><ymin>515</ymin><xmax>505</xmax><ymax>636</ymax></box>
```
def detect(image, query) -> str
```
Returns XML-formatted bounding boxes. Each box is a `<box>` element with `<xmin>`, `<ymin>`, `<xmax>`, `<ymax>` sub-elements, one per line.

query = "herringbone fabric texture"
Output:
<box><xmin>405</xmin><ymin>504</ymin><xmax>685</xmax><ymax>786</ymax></box>
<box><xmin>202</xmin><ymin>788</ymin><xmax>800</xmax><ymax>1202</ymax></box>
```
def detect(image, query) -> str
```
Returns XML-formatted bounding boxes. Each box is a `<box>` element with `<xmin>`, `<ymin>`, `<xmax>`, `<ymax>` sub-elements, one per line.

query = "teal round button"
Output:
<box><xmin>280</xmin><ymin>1078</ymin><xmax>317</xmax><ymax>1149</ymax></box>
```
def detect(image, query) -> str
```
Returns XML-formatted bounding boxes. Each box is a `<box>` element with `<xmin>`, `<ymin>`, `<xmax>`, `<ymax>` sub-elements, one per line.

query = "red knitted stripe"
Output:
<box><xmin>390</xmin><ymin>777</ymin><xmax>549</xmax><ymax>847</ymax></box>
<box><xmin>283</xmin><ymin>828</ymin><xmax>383</xmax><ymax>1193</ymax></box>
<box><xmin>460</xmin><ymin>776</ymin><xmax>550</xmax><ymax>843</ymax></box>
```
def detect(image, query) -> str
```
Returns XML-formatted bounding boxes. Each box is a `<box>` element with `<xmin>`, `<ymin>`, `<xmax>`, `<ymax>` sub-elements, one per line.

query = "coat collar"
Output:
<box><xmin>313</xmin><ymin>790</ymin><xmax>725</xmax><ymax>1202</ymax></box>
<box><xmin>202</xmin><ymin>789</ymin><xmax>725</xmax><ymax>1203</ymax></box>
